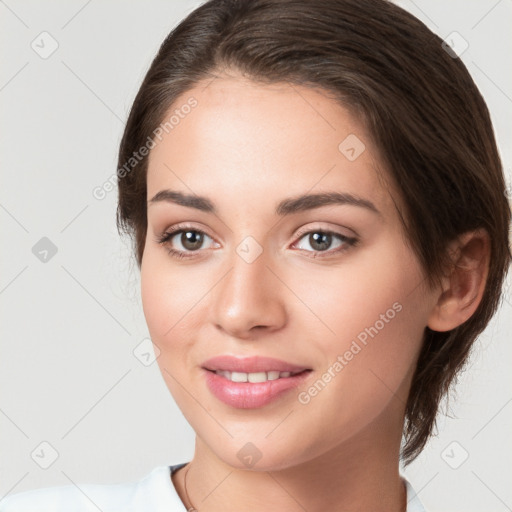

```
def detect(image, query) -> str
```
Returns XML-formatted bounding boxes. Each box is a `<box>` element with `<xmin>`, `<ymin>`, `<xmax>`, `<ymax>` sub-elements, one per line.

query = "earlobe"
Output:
<box><xmin>427</xmin><ymin>229</ymin><xmax>490</xmax><ymax>332</ymax></box>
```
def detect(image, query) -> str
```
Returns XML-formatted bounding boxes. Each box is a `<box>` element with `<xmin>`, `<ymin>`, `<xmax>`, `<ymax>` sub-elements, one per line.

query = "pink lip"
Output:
<box><xmin>201</xmin><ymin>355</ymin><xmax>310</xmax><ymax>373</ymax></box>
<box><xmin>203</xmin><ymin>368</ymin><xmax>312</xmax><ymax>409</ymax></box>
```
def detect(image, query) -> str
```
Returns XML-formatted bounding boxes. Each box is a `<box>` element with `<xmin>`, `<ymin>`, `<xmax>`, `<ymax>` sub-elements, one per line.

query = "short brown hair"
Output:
<box><xmin>116</xmin><ymin>0</ymin><xmax>511</xmax><ymax>464</ymax></box>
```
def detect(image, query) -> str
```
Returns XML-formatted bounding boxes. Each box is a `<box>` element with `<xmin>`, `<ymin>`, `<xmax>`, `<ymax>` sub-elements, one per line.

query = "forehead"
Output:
<box><xmin>146</xmin><ymin>74</ymin><xmax>395</xmax><ymax>215</ymax></box>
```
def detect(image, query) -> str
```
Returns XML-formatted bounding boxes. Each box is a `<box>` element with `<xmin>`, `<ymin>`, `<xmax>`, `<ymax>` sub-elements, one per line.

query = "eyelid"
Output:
<box><xmin>158</xmin><ymin>222</ymin><xmax>217</xmax><ymax>242</ymax></box>
<box><xmin>293</xmin><ymin>222</ymin><xmax>359</xmax><ymax>240</ymax></box>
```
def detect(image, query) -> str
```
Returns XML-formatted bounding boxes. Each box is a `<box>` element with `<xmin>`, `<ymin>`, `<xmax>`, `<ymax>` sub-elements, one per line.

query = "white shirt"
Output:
<box><xmin>0</xmin><ymin>462</ymin><xmax>426</xmax><ymax>511</ymax></box>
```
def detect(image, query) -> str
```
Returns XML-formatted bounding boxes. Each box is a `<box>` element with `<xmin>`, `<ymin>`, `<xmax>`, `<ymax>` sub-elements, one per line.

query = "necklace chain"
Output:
<box><xmin>183</xmin><ymin>463</ymin><xmax>197</xmax><ymax>512</ymax></box>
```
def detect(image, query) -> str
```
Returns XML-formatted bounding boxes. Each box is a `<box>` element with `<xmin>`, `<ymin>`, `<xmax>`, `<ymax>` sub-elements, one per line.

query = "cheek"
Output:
<box><xmin>308</xmin><ymin>240</ymin><xmax>421</xmax><ymax>342</ymax></box>
<box><xmin>140</xmin><ymin>249</ymin><xmax>210</xmax><ymax>356</ymax></box>
<box><xmin>336</xmin><ymin>245</ymin><xmax>428</xmax><ymax>374</ymax></box>
<box><xmin>297</xmin><ymin>246</ymin><xmax>429</xmax><ymax>429</ymax></box>
<box><xmin>291</xmin><ymin>237</ymin><xmax>428</xmax><ymax>354</ymax></box>
<box><xmin>141</xmin><ymin>245</ymin><xmax>175</xmax><ymax>343</ymax></box>
<box><xmin>140</xmin><ymin>256</ymin><xmax>171</xmax><ymax>341</ymax></box>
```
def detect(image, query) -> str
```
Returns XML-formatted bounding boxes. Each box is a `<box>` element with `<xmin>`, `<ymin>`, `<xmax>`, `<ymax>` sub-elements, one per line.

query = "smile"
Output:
<box><xmin>203</xmin><ymin>368</ymin><xmax>312</xmax><ymax>408</ymax></box>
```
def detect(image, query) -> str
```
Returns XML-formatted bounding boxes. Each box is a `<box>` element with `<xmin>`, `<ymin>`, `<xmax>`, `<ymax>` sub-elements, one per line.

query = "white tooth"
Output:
<box><xmin>231</xmin><ymin>371</ymin><xmax>248</xmax><ymax>382</ymax></box>
<box><xmin>248</xmin><ymin>372</ymin><xmax>267</xmax><ymax>383</ymax></box>
<box><xmin>215</xmin><ymin>369</ymin><xmax>300</xmax><ymax>382</ymax></box>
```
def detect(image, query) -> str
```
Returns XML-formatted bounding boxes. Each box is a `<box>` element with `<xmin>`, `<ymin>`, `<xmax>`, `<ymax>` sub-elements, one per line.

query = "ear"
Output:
<box><xmin>427</xmin><ymin>229</ymin><xmax>490</xmax><ymax>332</ymax></box>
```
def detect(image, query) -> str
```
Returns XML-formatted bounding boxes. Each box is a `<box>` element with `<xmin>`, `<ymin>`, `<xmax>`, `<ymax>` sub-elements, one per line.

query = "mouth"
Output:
<box><xmin>202</xmin><ymin>367</ymin><xmax>313</xmax><ymax>408</ymax></box>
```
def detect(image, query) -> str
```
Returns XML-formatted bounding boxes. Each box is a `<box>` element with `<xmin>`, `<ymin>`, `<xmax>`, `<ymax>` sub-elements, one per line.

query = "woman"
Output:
<box><xmin>2</xmin><ymin>0</ymin><xmax>510</xmax><ymax>511</ymax></box>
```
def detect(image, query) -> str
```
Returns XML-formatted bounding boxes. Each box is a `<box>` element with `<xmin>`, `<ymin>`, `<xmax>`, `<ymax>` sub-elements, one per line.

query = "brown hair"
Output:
<box><xmin>116</xmin><ymin>0</ymin><xmax>511</xmax><ymax>464</ymax></box>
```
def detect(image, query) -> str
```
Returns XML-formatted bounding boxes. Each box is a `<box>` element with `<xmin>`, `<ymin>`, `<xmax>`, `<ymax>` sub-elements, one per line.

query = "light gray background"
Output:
<box><xmin>1</xmin><ymin>1</ymin><xmax>511</xmax><ymax>511</ymax></box>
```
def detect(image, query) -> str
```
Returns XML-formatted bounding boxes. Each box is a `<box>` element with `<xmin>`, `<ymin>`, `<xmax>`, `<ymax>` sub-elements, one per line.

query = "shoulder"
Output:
<box><xmin>0</xmin><ymin>480</ymin><xmax>139</xmax><ymax>512</ymax></box>
<box><xmin>402</xmin><ymin>475</ymin><xmax>427</xmax><ymax>512</ymax></box>
<box><xmin>0</xmin><ymin>465</ymin><xmax>178</xmax><ymax>512</ymax></box>
<box><xmin>0</xmin><ymin>484</ymin><xmax>101</xmax><ymax>512</ymax></box>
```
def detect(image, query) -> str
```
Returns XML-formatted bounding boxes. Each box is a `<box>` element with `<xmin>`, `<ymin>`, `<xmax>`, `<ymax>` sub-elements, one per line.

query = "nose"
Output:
<box><xmin>210</xmin><ymin>246</ymin><xmax>288</xmax><ymax>339</ymax></box>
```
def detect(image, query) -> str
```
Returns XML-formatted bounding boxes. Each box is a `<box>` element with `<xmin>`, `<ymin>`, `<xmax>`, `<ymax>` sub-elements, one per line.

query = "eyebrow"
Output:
<box><xmin>148</xmin><ymin>189</ymin><xmax>380</xmax><ymax>216</ymax></box>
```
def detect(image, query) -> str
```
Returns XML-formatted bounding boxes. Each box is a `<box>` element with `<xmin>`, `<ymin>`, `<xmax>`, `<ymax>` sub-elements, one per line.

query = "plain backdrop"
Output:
<box><xmin>1</xmin><ymin>1</ymin><xmax>511</xmax><ymax>511</ymax></box>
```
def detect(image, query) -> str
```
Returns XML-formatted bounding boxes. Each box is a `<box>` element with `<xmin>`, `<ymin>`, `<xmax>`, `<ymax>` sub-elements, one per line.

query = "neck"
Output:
<box><xmin>173</xmin><ymin>408</ymin><xmax>408</xmax><ymax>512</ymax></box>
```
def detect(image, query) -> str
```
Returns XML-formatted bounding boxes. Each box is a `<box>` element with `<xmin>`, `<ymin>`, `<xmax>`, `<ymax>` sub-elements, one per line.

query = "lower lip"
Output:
<box><xmin>203</xmin><ymin>369</ymin><xmax>312</xmax><ymax>409</ymax></box>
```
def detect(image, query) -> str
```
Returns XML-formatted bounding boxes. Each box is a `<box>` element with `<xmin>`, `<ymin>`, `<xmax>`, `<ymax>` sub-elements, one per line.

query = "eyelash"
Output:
<box><xmin>154</xmin><ymin>223</ymin><xmax>359</xmax><ymax>260</ymax></box>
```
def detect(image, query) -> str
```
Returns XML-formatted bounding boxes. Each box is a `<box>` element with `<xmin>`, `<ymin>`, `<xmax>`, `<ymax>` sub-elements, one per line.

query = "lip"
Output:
<box><xmin>201</xmin><ymin>355</ymin><xmax>311</xmax><ymax>373</ymax></box>
<box><xmin>203</xmin><ymin>367</ymin><xmax>312</xmax><ymax>409</ymax></box>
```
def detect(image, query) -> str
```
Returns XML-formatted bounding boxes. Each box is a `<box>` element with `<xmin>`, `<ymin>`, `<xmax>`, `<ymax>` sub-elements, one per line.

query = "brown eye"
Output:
<box><xmin>156</xmin><ymin>226</ymin><xmax>217</xmax><ymax>260</ymax></box>
<box><xmin>293</xmin><ymin>229</ymin><xmax>358</xmax><ymax>257</ymax></box>
<box><xmin>178</xmin><ymin>230</ymin><xmax>205</xmax><ymax>251</ymax></box>
<box><xmin>307</xmin><ymin>232</ymin><xmax>333</xmax><ymax>252</ymax></box>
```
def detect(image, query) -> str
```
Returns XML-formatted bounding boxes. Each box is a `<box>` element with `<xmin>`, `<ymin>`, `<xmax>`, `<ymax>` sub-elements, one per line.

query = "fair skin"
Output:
<box><xmin>140</xmin><ymin>72</ymin><xmax>489</xmax><ymax>512</ymax></box>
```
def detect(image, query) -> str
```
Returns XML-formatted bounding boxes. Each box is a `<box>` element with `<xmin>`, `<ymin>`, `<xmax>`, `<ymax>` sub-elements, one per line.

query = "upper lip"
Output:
<box><xmin>202</xmin><ymin>355</ymin><xmax>311</xmax><ymax>374</ymax></box>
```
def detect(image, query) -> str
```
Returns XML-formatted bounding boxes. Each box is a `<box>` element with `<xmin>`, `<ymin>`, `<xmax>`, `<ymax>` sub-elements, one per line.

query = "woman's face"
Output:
<box><xmin>141</xmin><ymin>74</ymin><xmax>438</xmax><ymax>470</ymax></box>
